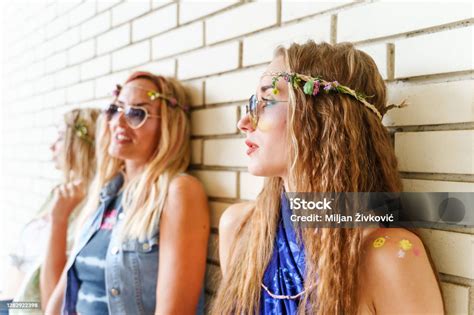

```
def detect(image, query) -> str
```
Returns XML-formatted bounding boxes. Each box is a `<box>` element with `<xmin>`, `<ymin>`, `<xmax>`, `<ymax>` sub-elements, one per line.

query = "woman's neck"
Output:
<box><xmin>124</xmin><ymin>160</ymin><xmax>145</xmax><ymax>184</ymax></box>
<box><xmin>282</xmin><ymin>174</ymin><xmax>291</xmax><ymax>192</ymax></box>
<box><xmin>65</xmin><ymin>170</ymin><xmax>81</xmax><ymax>183</ymax></box>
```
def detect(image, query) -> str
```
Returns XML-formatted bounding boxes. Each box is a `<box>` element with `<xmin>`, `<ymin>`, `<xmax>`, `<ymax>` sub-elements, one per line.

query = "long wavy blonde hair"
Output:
<box><xmin>212</xmin><ymin>41</ymin><xmax>406</xmax><ymax>314</ymax></box>
<box><xmin>35</xmin><ymin>108</ymin><xmax>99</xmax><ymax>220</ymax></box>
<box><xmin>61</xmin><ymin>108</ymin><xmax>101</xmax><ymax>186</ymax></box>
<box><xmin>78</xmin><ymin>71</ymin><xmax>190</xmax><ymax>241</ymax></box>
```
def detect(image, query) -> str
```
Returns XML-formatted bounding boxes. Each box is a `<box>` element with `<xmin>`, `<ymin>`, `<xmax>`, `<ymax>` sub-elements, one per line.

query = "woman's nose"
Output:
<box><xmin>237</xmin><ymin>112</ymin><xmax>254</xmax><ymax>133</ymax></box>
<box><xmin>109</xmin><ymin>110</ymin><xmax>127</xmax><ymax>128</ymax></box>
<box><xmin>49</xmin><ymin>141</ymin><xmax>56</xmax><ymax>152</ymax></box>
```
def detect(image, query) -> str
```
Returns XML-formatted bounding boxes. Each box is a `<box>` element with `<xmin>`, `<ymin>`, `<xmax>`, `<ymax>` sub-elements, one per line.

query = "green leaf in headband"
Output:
<box><xmin>303</xmin><ymin>80</ymin><xmax>314</xmax><ymax>95</ymax></box>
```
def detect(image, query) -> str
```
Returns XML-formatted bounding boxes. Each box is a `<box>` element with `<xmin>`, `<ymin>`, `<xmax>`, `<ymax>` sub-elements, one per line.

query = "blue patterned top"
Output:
<box><xmin>260</xmin><ymin>193</ymin><xmax>307</xmax><ymax>314</ymax></box>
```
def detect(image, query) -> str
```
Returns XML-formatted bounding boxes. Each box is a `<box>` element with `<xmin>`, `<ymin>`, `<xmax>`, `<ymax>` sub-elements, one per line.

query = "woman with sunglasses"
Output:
<box><xmin>212</xmin><ymin>41</ymin><xmax>444</xmax><ymax>314</ymax></box>
<box><xmin>0</xmin><ymin>108</ymin><xmax>99</xmax><ymax>315</ymax></box>
<box><xmin>45</xmin><ymin>72</ymin><xmax>210</xmax><ymax>315</ymax></box>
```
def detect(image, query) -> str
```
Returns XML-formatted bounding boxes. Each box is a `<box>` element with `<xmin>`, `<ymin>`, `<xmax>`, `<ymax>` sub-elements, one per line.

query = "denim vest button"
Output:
<box><xmin>111</xmin><ymin>246</ymin><xmax>120</xmax><ymax>255</ymax></box>
<box><xmin>110</xmin><ymin>288</ymin><xmax>120</xmax><ymax>296</ymax></box>
<box><xmin>142</xmin><ymin>243</ymin><xmax>150</xmax><ymax>251</ymax></box>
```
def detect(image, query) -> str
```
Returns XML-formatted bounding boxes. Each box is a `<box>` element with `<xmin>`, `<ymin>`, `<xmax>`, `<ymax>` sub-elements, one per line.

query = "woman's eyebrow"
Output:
<box><xmin>116</xmin><ymin>100</ymin><xmax>151</xmax><ymax>107</ymax></box>
<box><xmin>132</xmin><ymin>102</ymin><xmax>151</xmax><ymax>107</ymax></box>
<box><xmin>260</xmin><ymin>85</ymin><xmax>273</xmax><ymax>93</ymax></box>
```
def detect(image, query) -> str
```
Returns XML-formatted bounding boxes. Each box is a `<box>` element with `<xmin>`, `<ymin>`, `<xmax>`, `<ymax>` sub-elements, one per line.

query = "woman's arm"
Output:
<box><xmin>361</xmin><ymin>228</ymin><xmax>444</xmax><ymax>314</ymax></box>
<box><xmin>40</xmin><ymin>182</ymin><xmax>85</xmax><ymax>310</ymax></box>
<box><xmin>154</xmin><ymin>175</ymin><xmax>210</xmax><ymax>315</ymax></box>
<box><xmin>218</xmin><ymin>202</ymin><xmax>253</xmax><ymax>276</ymax></box>
<box><xmin>44</xmin><ymin>270</ymin><xmax>67</xmax><ymax>315</ymax></box>
<box><xmin>40</xmin><ymin>219</ymin><xmax>68</xmax><ymax>310</ymax></box>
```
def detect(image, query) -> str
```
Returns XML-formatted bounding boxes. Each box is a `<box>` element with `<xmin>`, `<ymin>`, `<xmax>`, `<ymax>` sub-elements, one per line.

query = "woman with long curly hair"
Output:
<box><xmin>212</xmin><ymin>41</ymin><xmax>444</xmax><ymax>314</ymax></box>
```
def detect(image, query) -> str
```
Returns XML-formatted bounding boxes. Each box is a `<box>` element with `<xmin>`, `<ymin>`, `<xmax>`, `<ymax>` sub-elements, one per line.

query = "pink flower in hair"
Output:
<box><xmin>169</xmin><ymin>98</ymin><xmax>178</xmax><ymax>106</ymax></box>
<box><xmin>313</xmin><ymin>81</ymin><xmax>320</xmax><ymax>96</ymax></box>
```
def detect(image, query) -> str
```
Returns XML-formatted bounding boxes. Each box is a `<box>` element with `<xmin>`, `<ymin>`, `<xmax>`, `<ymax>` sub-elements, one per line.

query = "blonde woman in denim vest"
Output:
<box><xmin>46</xmin><ymin>72</ymin><xmax>210</xmax><ymax>315</ymax></box>
<box><xmin>0</xmin><ymin>108</ymin><xmax>100</xmax><ymax>315</ymax></box>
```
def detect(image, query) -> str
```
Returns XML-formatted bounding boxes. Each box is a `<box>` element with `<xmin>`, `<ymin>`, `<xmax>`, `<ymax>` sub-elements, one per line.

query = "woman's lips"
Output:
<box><xmin>245</xmin><ymin>139</ymin><xmax>259</xmax><ymax>156</ymax></box>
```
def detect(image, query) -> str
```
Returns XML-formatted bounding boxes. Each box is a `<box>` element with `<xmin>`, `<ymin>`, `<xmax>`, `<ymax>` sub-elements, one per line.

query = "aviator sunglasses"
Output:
<box><xmin>246</xmin><ymin>94</ymin><xmax>287</xmax><ymax>128</ymax></box>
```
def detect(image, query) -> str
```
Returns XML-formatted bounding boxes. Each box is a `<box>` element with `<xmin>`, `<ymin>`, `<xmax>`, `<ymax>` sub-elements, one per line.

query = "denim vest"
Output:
<box><xmin>62</xmin><ymin>173</ymin><xmax>205</xmax><ymax>315</ymax></box>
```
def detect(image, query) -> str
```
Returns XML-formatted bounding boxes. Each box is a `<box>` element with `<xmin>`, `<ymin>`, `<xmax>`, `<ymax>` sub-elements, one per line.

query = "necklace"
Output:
<box><xmin>261</xmin><ymin>283</ymin><xmax>312</xmax><ymax>300</ymax></box>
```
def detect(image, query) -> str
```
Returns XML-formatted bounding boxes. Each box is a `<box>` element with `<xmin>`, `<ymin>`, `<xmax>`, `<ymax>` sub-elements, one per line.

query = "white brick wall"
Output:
<box><xmin>205</xmin><ymin>66</ymin><xmax>264</xmax><ymax>104</ymax></box>
<box><xmin>192</xmin><ymin>170</ymin><xmax>237</xmax><ymax>198</ymax></box>
<box><xmin>243</xmin><ymin>15</ymin><xmax>331</xmax><ymax>66</ymax></box>
<box><xmin>281</xmin><ymin>0</ymin><xmax>353</xmax><ymax>22</ymax></box>
<box><xmin>97</xmin><ymin>0</ymin><xmax>121</xmax><ymax>13</ymax></box>
<box><xmin>191</xmin><ymin>106</ymin><xmax>238</xmax><ymax>136</ymax></box>
<box><xmin>182</xmin><ymin>79</ymin><xmax>203</xmax><ymax>106</ymax></box>
<box><xmin>55</xmin><ymin>66</ymin><xmax>80</xmax><ymax>88</ymax></box>
<box><xmin>209</xmin><ymin>201</ymin><xmax>230</xmax><ymax>229</ymax></box>
<box><xmin>68</xmin><ymin>39</ymin><xmax>95</xmax><ymax>65</ymax></box>
<box><xmin>395</xmin><ymin>27</ymin><xmax>473</xmax><ymax>78</ymax></box>
<box><xmin>402</xmin><ymin>179</ymin><xmax>474</xmax><ymax>193</ymax></box>
<box><xmin>179</xmin><ymin>0</ymin><xmax>238</xmax><ymax>24</ymax></box>
<box><xmin>95</xmin><ymin>70</ymin><xmax>129</xmax><ymax>98</ymax></box>
<box><xmin>441</xmin><ymin>282</ymin><xmax>470</xmax><ymax>315</ymax></box>
<box><xmin>240</xmin><ymin>172</ymin><xmax>264</xmax><ymax>200</ymax></box>
<box><xmin>177</xmin><ymin>41</ymin><xmax>239</xmax><ymax>79</ymax></box>
<box><xmin>191</xmin><ymin>139</ymin><xmax>202</xmax><ymax>164</ymax></box>
<box><xmin>132</xmin><ymin>4</ymin><xmax>177</xmax><ymax>42</ymax></box>
<box><xmin>97</xmin><ymin>24</ymin><xmax>131</xmax><ymax>54</ymax></box>
<box><xmin>418</xmin><ymin>229</ymin><xmax>474</xmax><ymax>279</ymax></box>
<box><xmin>112</xmin><ymin>40</ymin><xmax>150</xmax><ymax>71</ymax></box>
<box><xmin>66</xmin><ymin>80</ymin><xmax>95</xmax><ymax>103</ymax></box>
<box><xmin>45</xmin><ymin>52</ymin><xmax>68</xmax><ymax>74</ymax></box>
<box><xmin>68</xmin><ymin>1</ymin><xmax>96</xmax><ymax>27</ymax></box>
<box><xmin>81</xmin><ymin>11</ymin><xmax>111</xmax><ymax>40</ymax></box>
<box><xmin>384</xmin><ymin>80</ymin><xmax>474</xmax><ymax>126</ymax></box>
<box><xmin>206</xmin><ymin>1</ymin><xmax>277</xmax><ymax>44</ymax></box>
<box><xmin>2</xmin><ymin>1</ymin><xmax>473</xmax><ymax>312</ymax></box>
<box><xmin>151</xmin><ymin>22</ymin><xmax>203</xmax><ymax>59</ymax></box>
<box><xmin>203</xmin><ymin>138</ymin><xmax>248</xmax><ymax>167</ymax></box>
<box><xmin>112</xmin><ymin>0</ymin><xmax>150</xmax><ymax>26</ymax></box>
<box><xmin>337</xmin><ymin>2</ymin><xmax>472</xmax><ymax>42</ymax></box>
<box><xmin>81</xmin><ymin>55</ymin><xmax>111</xmax><ymax>80</ymax></box>
<box><xmin>356</xmin><ymin>43</ymin><xmax>387</xmax><ymax>79</ymax></box>
<box><xmin>395</xmin><ymin>131</ymin><xmax>474</xmax><ymax>174</ymax></box>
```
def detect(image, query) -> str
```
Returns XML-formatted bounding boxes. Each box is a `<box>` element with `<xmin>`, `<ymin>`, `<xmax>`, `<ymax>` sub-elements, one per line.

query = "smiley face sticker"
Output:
<box><xmin>372</xmin><ymin>237</ymin><xmax>386</xmax><ymax>248</ymax></box>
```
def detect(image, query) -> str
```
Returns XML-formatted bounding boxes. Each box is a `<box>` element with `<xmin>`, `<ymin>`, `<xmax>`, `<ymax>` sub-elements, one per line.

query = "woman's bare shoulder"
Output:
<box><xmin>163</xmin><ymin>174</ymin><xmax>209</xmax><ymax>221</ymax></box>
<box><xmin>360</xmin><ymin>227</ymin><xmax>427</xmax><ymax>273</ymax></box>
<box><xmin>359</xmin><ymin>228</ymin><xmax>443</xmax><ymax>314</ymax></box>
<box><xmin>218</xmin><ymin>202</ymin><xmax>255</xmax><ymax>274</ymax></box>
<box><xmin>219</xmin><ymin>202</ymin><xmax>255</xmax><ymax>232</ymax></box>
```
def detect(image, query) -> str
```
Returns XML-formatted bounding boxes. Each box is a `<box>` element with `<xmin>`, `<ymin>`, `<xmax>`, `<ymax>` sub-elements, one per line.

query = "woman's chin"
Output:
<box><xmin>247</xmin><ymin>163</ymin><xmax>268</xmax><ymax>177</ymax></box>
<box><xmin>52</xmin><ymin>161</ymin><xmax>59</xmax><ymax>170</ymax></box>
<box><xmin>108</xmin><ymin>146</ymin><xmax>128</xmax><ymax>160</ymax></box>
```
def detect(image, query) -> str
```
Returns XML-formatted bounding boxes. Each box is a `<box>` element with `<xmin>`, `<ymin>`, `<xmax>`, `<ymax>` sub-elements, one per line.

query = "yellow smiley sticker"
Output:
<box><xmin>373</xmin><ymin>237</ymin><xmax>386</xmax><ymax>248</ymax></box>
<box><xmin>399</xmin><ymin>239</ymin><xmax>413</xmax><ymax>251</ymax></box>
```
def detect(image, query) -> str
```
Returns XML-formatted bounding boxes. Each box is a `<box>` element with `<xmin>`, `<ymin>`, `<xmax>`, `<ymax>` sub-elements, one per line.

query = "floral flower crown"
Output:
<box><xmin>113</xmin><ymin>84</ymin><xmax>190</xmax><ymax>113</ymax></box>
<box><xmin>74</xmin><ymin>120</ymin><xmax>94</xmax><ymax>145</ymax></box>
<box><xmin>267</xmin><ymin>72</ymin><xmax>407</xmax><ymax>120</ymax></box>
